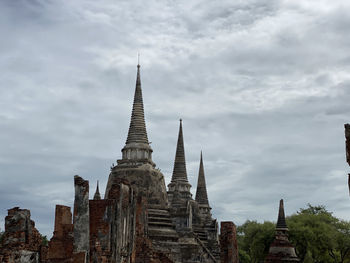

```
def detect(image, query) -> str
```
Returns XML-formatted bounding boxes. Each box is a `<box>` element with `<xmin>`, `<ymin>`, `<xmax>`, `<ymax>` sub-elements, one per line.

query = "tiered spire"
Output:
<box><xmin>276</xmin><ymin>199</ymin><xmax>287</xmax><ymax>230</ymax></box>
<box><xmin>125</xmin><ymin>64</ymin><xmax>149</xmax><ymax>145</ymax></box>
<box><xmin>265</xmin><ymin>199</ymin><xmax>299</xmax><ymax>263</ymax></box>
<box><xmin>93</xmin><ymin>181</ymin><xmax>101</xmax><ymax>200</ymax></box>
<box><xmin>167</xmin><ymin>119</ymin><xmax>192</xmax><ymax>204</ymax></box>
<box><xmin>171</xmin><ymin>119</ymin><xmax>189</xmax><ymax>182</ymax></box>
<box><xmin>120</xmin><ymin>63</ymin><xmax>153</xmax><ymax>166</ymax></box>
<box><xmin>195</xmin><ymin>152</ymin><xmax>209</xmax><ymax>206</ymax></box>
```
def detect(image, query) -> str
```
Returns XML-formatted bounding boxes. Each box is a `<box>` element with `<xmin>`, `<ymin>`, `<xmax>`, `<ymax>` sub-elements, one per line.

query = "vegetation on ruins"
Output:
<box><xmin>237</xmin><ymin>204</ymin><xmax>350</xmax><ymax>263</ymax></box>
<box><xmin>41</xmin><ymin>235</ymin><xmax>48</xmax><ymax>247</ymax></box>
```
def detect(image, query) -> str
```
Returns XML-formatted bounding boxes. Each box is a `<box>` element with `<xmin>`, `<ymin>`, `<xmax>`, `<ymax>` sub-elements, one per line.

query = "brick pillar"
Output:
<box><xmin>47</xmin><ymin>205</ymin><xmax>73</xmax><ymax>261</ymax></box>
<box><xmin>345</xmin><ymin>124</ymin><xmax>350</xmax><ymax>195</ymax></box>
<box><xmin>220</xmin><ymin>221</ymin><xmax>238</xmax><ymax>263</ymax></box>
<box><xmin>345</xmin><ymin>124</ymin><xmax>350</xmax><ymax>166</ymax></box>
<box><xmin>73</xmin><ymin>175</ymin><xmax>90</xmax><ymax>262</ymax></box>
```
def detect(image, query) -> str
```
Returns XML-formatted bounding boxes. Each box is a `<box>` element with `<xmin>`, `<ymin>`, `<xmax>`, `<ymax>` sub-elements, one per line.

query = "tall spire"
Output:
<box><xmin>195</xmin><ymin>151</ymin><xmax>209</xmax><ymax>206</ymax></box>
<box><xmin>120</xmin><ymin>63</ymin><xmax>153</xmax><ymax>166</ymax></box>
<box><xmin>171</xmin><ymin>119</ymin><xmax>188</xmax><ymax>182</ymax></box>
<box><xmin>93</xmin><ymin>181</ymin><xmax>101</xmax><ymax>200</ymax></box>
<box><xmin>276</xmin><ymin>199</ymin><xmax>288</xmax><ymax>230</ymax></box>
<box><xmin>125</xmin><ymin>64</ymin><xmax>149</xmax><ymax>145</ymax></box>
<box><xmin>167</xmin><ymin>119</ymin><xmax>192</xmax><ymax>205</ymax></box>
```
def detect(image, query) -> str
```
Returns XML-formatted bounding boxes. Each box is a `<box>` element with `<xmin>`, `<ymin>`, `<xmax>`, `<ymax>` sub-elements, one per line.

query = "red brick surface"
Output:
<box><xmin>0</xmin><ymin>207</ymin><xmax>43</xmax><ymax>262</ymax></box>
<box><xmin>46</xmin><ymin>205</ymin><xmax>74</xmax><ymax>262</ymax></box>
<box><xmin>220</xmin><ymin>221</ymin><xmax>238</xmax><ymax>263</ymax></box>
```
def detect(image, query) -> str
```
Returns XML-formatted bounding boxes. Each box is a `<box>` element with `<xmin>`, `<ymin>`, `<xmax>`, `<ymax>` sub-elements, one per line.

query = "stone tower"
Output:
<box><xmin>195</xmin><ymin>152</ymin><xmax>211</xmax><ymax>217</ymax></box>
<box><xmin>105</xmin><ymin>63</ymin><xmax>168</xmax><ymax>207</ymax></box>
<box><xmin>168</xmin><ymin>119</ymin><xmax>192</xmax><ymax>206</ymax></box>
<box><xmin>265</xmin><ymin>199</ymin><xmax>299</xmax><ymax>263</ymax></box>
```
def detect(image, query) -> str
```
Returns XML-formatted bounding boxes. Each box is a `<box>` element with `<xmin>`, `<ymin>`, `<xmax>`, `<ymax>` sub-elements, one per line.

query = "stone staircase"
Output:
<box><xmin>192</xmin><ymin>225</ymin><xmax>208</xmax><ymax>243</ymax></box>
<box><xmin>147</xmin><ymin>207</ymin><xmax>178</xmax><ymax>241</ymax></box>
<box><xmin>193</xmin><ymin>224</ymin><xmax>221</xmax><ymax>261</ymax></box>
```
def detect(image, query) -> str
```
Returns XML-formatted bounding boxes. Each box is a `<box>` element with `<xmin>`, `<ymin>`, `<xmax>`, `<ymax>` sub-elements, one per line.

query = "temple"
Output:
<box><xmin>265</xmin><ymin>200</ymin><xmax>299</xmax><ymax>263</ymax></box>
<box><xmin>0</xmin><ymin>64</ymin><xmax>238</xmax><ymax>263</ymax></box>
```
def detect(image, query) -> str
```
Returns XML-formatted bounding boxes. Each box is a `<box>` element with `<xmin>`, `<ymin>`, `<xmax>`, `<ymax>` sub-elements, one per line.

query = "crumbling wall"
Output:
<box><xmin>89</xmin><ymin>199</ymin><xmax>114</xmax><ymax>262</ymax></box>
<box><xmin>46</xmin><ymin>205</ymin><xmax>73</xmax><ymax>262</ymax></box>
<box><xmin>0</xmin><ymin>207</ymin><xmax>43</xmax><ymax>263</ymax></box>
<box><xmin>220</xmin><ymin>221</ymin><xmax>238</xmax><ymax>263</ymax></box>
<box><xmin>73</xmin><ymin>175</ymin><xmax>90</xmax><ymax>262</ymax></box>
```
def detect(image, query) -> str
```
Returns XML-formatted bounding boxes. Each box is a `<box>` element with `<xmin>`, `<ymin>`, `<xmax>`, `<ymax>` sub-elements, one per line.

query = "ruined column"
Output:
<box><xmin>47</xmin><ymin>205</ymin><xmax>73</xmax><ymax>261</ymax></box>
<box><xmin>346</xmin><ymin>124</ymin><xmax>350</xmax><ymax>166</ymax></box>
<box><xmin>73</xmin><ymin>175</ymin><xmax>90</xmax><ymax>262</ymax></box>
<box><xmin>345</xmin><ymin>124</ymin><xmax>350</xmax><ymax>195</ymax></box>
<box><xmin>220</xmin><ymin>221</ymin><xmax>238</xmax><ymax>263</ymax></box>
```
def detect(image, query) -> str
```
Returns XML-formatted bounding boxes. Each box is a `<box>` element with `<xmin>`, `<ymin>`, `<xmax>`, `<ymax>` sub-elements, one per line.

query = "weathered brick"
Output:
<box><xmin>220</xmin><ymin>221</ymin><xmax>238</xmax><ymax>263</ymax></box>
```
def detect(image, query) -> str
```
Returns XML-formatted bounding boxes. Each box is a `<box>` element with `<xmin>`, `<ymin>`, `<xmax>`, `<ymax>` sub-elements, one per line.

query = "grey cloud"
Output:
<box><xmin>1</xmin><ymin>0</ymin><xmax>350</xmax><ymax>237</ymax></box>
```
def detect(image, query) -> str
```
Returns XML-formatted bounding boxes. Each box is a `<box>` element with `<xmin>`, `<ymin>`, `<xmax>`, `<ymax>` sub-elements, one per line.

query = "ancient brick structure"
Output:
<box><xmin>46</xmin><ymin>205</ymin><xmax>73</xmax><ymax>262</ymax></box>
<box><xmin>0</xmin><ymin>208</ymin><xmax>43</xmax><ymax>263</ymax></box>
<box><xmin>345</xmin><ymin>124</ymin><xmax>350</xmax><ymax>194</ymax></box>
<box><xmin>345</xmin><ymin>124</ymin><xmax>350</xmax><ymax>166</ymax></box>
<box><xmin>265</xmin><ymin>200</ymin><xmax>299</xmax><ymax>263</ymax></box>
<box><xmin>220</xmin><ymin>222</ymin><xmax>238</xmax><ymax>263</ymax></box>
<box><xmin>0</xmin><ymin>64</ymin><xmax>239</xmax><ymax>263</ymax></box>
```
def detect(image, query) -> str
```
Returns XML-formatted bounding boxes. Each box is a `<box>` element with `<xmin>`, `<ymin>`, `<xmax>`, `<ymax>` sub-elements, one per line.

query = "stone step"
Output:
<box><xmin>148</xmin><ymin>209</ymin><xmax>171</xmax><ymax>217</ymax></box>
<box><xmin>193</xmin><ymin>229</ymin><xmax>206</xmax><ymax>233</ymax></box>
<box><xmin>148</xmin><ymin>222</ymin><xmax>175</xmax><ymax>229</ymax></box>
<box><xmin>148</xmin><ymin>227</ymin><xmax>178</xmax><ymax>241</ymax></box>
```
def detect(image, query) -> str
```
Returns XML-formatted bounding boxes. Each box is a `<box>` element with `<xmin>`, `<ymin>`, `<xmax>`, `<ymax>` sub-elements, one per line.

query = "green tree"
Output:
<box><xmin>287</xmin><ymin>205</ymin><xmax>337</xmax><ymax>262</ymax></box>
<box><xmin>237</xmin><ymin>220</ymin><xmax>275</xmax><ymax>263</ymax></box>
<box><xmin>238</xmin><ymin>204</ymin><xmax>350</xmax><ymax>263</ymax></box>
<box><xmin>41</xmin><ymin>235</ymin><xmax>49</xmax><ymax>246</ymax></box>
<box><xmin>287</xmin><ymin>204</ymin><xmax>350</xmax><ymax>263</ymax></box>
<box><xmin>333</xmin><ymin>220</ymin><xmax>350</xmax><ymax>263</ymax></box>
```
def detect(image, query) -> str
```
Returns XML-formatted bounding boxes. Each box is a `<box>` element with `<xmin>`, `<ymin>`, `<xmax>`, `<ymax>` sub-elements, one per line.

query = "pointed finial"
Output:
<box><xmin>124</xmin><ymin>58</ymin><xmax>149</xmax><ymax>145</ymax></box>
<box><xmin>170</xmin><ymin>119</ymin><xmax>189</xmax><ymax>182</ymax></box>
<box><xmin>276</xmin><ymin>199</ymin><xmax>288</xmax><ymax>230</ymax></box>
<box><xmin>93</xmin><ymin>180</ymin><xmax>101</xmax><ymax>200</ymax></box>
<box><xmin>195</xmin><ymin>151</ymin><xmax>209</xmax><ymax>206</ymax></box>
<box><xmin>137</xmin><ymin>53</ymin><xmax>140</xmax><ymax>68</ymax></box>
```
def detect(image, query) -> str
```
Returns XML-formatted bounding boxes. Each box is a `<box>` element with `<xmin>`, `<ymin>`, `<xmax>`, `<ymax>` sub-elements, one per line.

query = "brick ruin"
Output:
<box><xmin>345</xmin><ymin>124</ymin><xmax>350</xmax><ymax>194</ymax></box>
<box><xmin>0</xmin><ymin>208</ymin><xmax>45</xmax><ymax>263</ymax></box>
<box><xmin>0</xmin><ymin>64</ymin><xmax>238</xmax><ymax>263</ymax></box>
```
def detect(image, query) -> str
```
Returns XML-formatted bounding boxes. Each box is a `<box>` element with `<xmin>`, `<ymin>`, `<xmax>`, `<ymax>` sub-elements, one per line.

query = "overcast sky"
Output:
<box><xmin>1</xmin><ymin>0</ymin><xmax>350</xmax><ymax>237</ymax></box>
